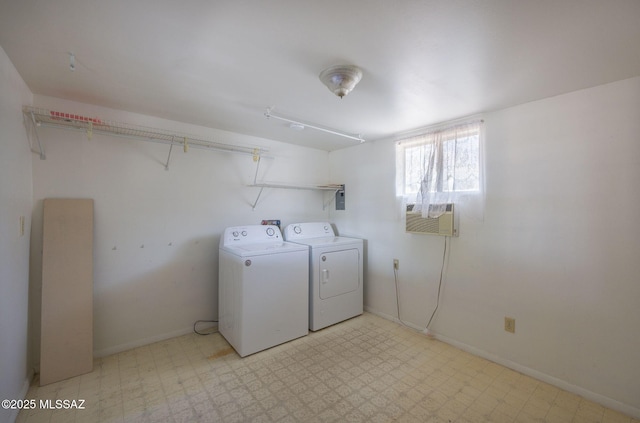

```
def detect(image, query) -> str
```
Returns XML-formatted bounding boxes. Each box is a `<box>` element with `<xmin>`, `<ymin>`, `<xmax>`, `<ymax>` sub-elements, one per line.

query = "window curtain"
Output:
<box><xmin>414</xmin><ymin>120</ymin><xmax>484</xmax><ymax>220</ymax></box>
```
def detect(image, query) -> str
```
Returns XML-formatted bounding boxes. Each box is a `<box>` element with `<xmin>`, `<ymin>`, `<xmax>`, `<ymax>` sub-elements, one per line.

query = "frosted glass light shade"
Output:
<box><xmin>319</xmin><ymin>65</ymin><xmax>363</xmax><ymax>98</ymax></box>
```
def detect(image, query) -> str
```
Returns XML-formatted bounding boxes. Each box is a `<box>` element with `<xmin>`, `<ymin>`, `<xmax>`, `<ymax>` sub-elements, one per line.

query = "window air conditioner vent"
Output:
<box><xmin>406</xmin><ymin>203</ymin><xmax>456</xmax><ymax>236</ymax></box>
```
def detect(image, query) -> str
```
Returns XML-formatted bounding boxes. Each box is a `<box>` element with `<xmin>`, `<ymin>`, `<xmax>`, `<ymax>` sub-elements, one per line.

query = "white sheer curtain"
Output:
<box><xmin>410</xmin><ymin>120</ymin><xmax>484</xmax><ymax>219</ymax></box>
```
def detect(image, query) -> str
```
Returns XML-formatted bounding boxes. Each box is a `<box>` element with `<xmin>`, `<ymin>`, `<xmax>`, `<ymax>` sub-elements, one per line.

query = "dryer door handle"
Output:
<box><xmin>321</xmin><ymin>268</ymin><xmax>329</xmax><ymax>284</ymax></box>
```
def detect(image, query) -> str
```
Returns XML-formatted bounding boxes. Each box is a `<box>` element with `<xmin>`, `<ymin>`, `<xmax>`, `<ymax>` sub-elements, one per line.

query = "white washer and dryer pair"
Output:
<box><xmin>218</xmin><ymin>225</ymin><xmax>309</xmax><ymax>357</ymax></box>
<box><xmin>284</xmin><ymin>222</ymin><xmax>363</xmax><ymax>331</ymax></box>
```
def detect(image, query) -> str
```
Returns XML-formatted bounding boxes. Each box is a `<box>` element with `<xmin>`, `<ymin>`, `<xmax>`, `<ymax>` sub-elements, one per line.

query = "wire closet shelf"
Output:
<box><xmin>23</xmin><ymin>106</ymin><xmax>268</xmax><ymax>162</ymax></box>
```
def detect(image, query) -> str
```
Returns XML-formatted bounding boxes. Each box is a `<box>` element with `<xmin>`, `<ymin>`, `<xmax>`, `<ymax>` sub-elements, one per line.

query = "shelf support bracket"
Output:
<box><xmin>322</xmin><ymin>189</ymin><xmax>340</xmax><ymax>211</ymax></box>
<box><xmin>250</xmin><ymin>151</ymin><xmax>263</xmax><ymax>209</ymax></box>
<box><xmin>27</xmin><ymin>111</ymin><xmax>46</xmax><ymax>160</ymax></box>
<box><xmin>165</xmin><ymin>136</ymin><xmax>175</xmax><ymax>171</ymax></box>
<box><xmin>252</xmin><ymin>151</ymin><xmax>262</xmax><ymax>185</ymax></box>
<box><xmin>251</xmin><ymin>186</ymin><xmax>265</xmax><ymax>210</ymax></box>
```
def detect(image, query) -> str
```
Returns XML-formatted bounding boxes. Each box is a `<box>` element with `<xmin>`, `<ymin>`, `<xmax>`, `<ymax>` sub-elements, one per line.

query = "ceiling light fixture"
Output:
<box><xmin>319</xmin><ymin>65</ymin><xmax>362</xmax><ymax>98</ymax></box>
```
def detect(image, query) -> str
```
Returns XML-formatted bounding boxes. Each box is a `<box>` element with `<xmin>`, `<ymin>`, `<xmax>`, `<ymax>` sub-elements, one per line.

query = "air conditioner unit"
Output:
<box><xmin>406</xmin><ymin>203</ymin><xmax>457</xmax><ymax>236</ymax></box>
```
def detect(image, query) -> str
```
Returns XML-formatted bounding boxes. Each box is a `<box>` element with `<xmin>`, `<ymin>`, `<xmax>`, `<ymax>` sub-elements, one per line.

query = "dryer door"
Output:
<box><xmin>319</xmin><ymin>248</ymin><xmax>360</xmax><ymax>299</ymax></box>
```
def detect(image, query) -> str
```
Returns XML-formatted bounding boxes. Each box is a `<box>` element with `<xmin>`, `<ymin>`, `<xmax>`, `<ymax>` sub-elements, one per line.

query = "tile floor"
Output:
<box><xmin>17</xmin><ymin>313</ymin><xmax>638</xmax><ymax>423</ymax></box>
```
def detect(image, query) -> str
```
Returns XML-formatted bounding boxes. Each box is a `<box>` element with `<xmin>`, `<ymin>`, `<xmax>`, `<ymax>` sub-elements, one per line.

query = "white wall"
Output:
<box><xmin>328</xmin><ymin>77</ymin><xmax>640</xmax><ymax>417</ymax></box>
<box><xmin>29</xmin><ymin>96</ymin><xmax>332</xmax><ymax>360</ymax></box>
<box><xmin>7</xmin><ymin>43</ymin><xmax>639</xmax><ymax>419</ymax></box>
<box><xmin>0</xmin><ymin>46</ymin><xmax>33</xmax><ymax>423</ymax></box>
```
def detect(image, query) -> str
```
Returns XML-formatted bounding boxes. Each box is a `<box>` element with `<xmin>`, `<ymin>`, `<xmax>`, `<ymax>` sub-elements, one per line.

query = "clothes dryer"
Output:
<box><xmin>218</xmin><ymin>225</ymin><xmax>309</xmax><ymax>357</ymax></box>
<box><xmin>284</xmin><ymin>222</ymin><xmax>363</xmax><ymax>331</ymax></box>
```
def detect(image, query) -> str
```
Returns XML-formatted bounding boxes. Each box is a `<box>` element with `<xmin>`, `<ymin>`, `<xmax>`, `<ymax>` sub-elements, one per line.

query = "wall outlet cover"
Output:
<box><xmin>504</xmin><ymin>317</ymin><xmax>515</xmax><ymax>333</ymax></box>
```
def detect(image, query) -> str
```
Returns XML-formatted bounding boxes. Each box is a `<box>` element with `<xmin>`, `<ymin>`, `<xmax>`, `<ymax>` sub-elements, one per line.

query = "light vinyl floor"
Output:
<box><xmin>17</xmin><ymin>313</ymin><xmax>638</xmax><ymax>423</ymax></box>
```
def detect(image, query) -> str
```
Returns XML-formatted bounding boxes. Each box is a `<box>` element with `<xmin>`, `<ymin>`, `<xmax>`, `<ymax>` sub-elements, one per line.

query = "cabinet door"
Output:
<box><xmin>40</xmin><ymin>199</ymin><xmax>94</xmax><ymax>385</ymax></box>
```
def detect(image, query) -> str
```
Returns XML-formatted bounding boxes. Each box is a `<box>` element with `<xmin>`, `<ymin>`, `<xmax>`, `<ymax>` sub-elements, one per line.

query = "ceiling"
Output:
<box><xmin>1</xmin><ymin>1</ymin><xmax>640</xmax><ymax>151</ymax></box>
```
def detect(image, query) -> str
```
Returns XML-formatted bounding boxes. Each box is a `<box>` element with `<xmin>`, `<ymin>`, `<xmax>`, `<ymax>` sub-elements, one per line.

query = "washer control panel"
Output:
<box><xmin>222</xmin><ymin>225</ymin><xmax>282</xmax><ymax>245</ymax></box>
<box><xmin>284</xmin><ymin>222</ymin><xmax>335</xmax><ymax>240</ymax></box>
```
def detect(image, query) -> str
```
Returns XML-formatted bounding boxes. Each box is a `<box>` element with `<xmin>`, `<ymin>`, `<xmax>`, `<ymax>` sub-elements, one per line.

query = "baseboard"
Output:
<box><xmin>435</xmin><ymin>333</ymin><xmax>640</xmax><ymax>419</ymax></box>
<box><xmin>94</xmin><ymin>326</ymin><xmax>197</xmax><ymax>358</ymax></box>
<box><xmin>6</xmin><ymin>376</ymin><xmax>31</xmax><ymax>423</ymax></box>
<box><xmin>363</xmin><ymin>306</ymin><xmax>426</xmax><ymax>332</ymax></box>
<box><xmin>364</xmin><ymin>306</ymin><xmax>640</xmax><ymax>419</ymax></box>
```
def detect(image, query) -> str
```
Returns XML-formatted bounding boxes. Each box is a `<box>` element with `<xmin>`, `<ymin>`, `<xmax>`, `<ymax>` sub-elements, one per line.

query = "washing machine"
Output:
<box><xmin>283</xmin><ymin>222</ymin><xmax>363</xmax><ymax>331</ymax></box>
<box><xmin>218</xmin><ymin>225</ymin><xmax>309</xmax><ymax>357</ymax></box>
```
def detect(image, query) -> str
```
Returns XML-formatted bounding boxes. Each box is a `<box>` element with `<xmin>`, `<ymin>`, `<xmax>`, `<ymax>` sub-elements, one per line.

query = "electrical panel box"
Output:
<box><xmin>335</xmin><ymin>185</ymin><xmax>345</xmax><ymax>210</ymax></box>
<box><xmin>406</xmin><ymin>203</ymin><xmax>456</xmax><ymax>236</ymax></box>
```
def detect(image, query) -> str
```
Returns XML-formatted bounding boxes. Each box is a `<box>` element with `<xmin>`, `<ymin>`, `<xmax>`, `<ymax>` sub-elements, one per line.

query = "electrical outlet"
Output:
<box><xmin>393</xmin><ymin>259</ymin><xmax>399</xmax><ymax>270</ymax></box>
<box><xmin>504</xmin><ymin>317</ymin><xmax>515</xmax><ymax>333</ymax></box>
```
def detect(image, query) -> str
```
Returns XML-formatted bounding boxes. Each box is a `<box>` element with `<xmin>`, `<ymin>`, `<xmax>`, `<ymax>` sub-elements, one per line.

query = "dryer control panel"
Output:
<box><xmin>221</xmin><ymin>225</ymin><xmax>282</xmax><ymax>246</ymax></box>
<box><xmin>284</xmin><ymin>222</ymin><xmax>335</xmax><ymax>240</ymax></box>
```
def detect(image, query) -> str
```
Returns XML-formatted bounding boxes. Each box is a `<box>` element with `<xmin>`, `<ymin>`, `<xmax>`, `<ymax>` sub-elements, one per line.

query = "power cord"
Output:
<box><xmin>394</xmin><ymin>236</ymin><xmax>449</xmax><ymax>333</ymax></box>
<box><xmin>394</xmin><ymin>266</ymin><xmax>411</xmax><ymax>327</ymax></box>
<box><xmin>193</xmin><ymin>319</ymin><xmax>218</xmax><ymax>336</ymax></box>
<box><xmin>425</xmin><ymin>236</ymin><xmax>448</xmax><ymax>331</ymax></box>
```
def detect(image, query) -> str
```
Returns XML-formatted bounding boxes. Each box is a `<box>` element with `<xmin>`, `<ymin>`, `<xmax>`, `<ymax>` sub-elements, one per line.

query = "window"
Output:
<box><xmin>396</xmin><ymin>120</ymin><xmax>484</xmax><ymax>219</ymax></box>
